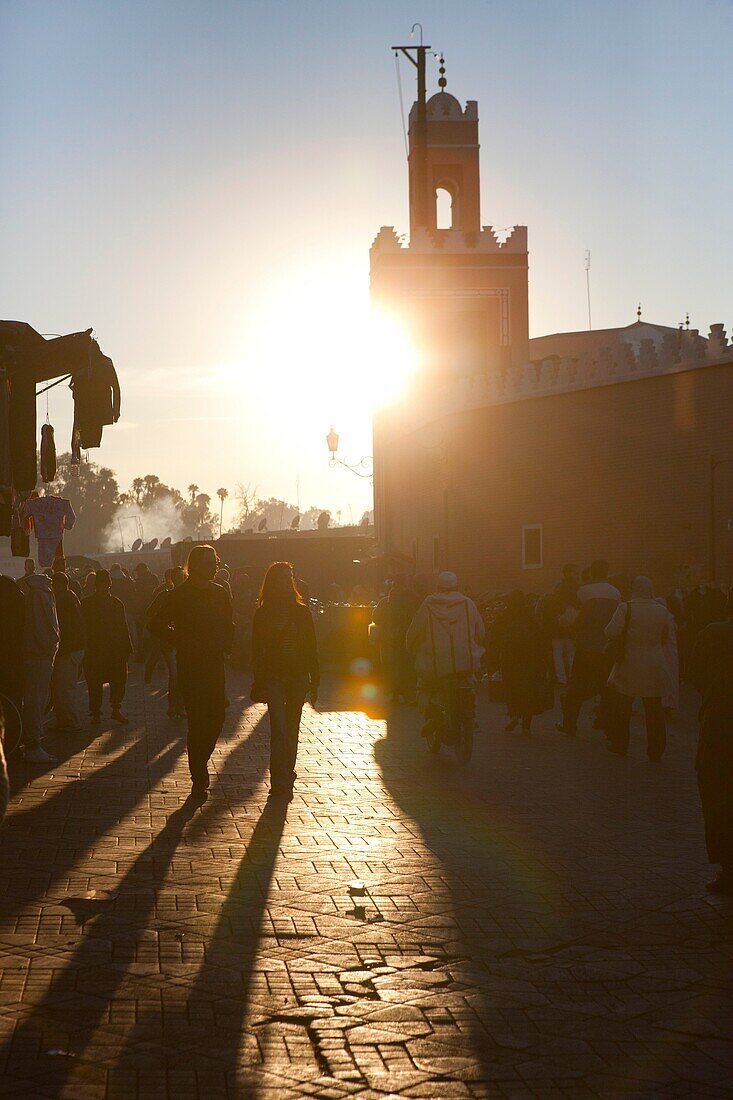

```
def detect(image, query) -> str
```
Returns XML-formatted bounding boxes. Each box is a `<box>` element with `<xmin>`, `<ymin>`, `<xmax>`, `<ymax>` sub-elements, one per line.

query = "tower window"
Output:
<box><xmin>436</xmin><ymin>187</ymin><xmax>453</xmax><ymax>229</ymax></box>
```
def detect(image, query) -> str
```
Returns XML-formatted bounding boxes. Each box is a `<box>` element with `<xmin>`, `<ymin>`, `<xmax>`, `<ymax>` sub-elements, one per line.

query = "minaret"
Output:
<box><xmin>370</xmin><ymin>54</ymin><xmax>529</xmax><ymax>376</ymax></box>
<box><xmin>408</xmin><ymin>55</ymin><xmax>481</xmax><ymax>235</ymax></box>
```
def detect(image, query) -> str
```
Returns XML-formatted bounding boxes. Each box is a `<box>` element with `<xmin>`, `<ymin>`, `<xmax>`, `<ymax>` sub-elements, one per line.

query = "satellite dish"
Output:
<box><xmin>183</xmin><ymin>535</ymin><xmax>193</xmax><ymax>543</ymax></box>
<box><xmin>160</xmin><ymin>537</ymin><xmax>172</xmax><ymax>549</ymax></box>
<box><xmin>258</xmin><ymin>517</ymin><xmax>267</xmax><ymax>532</ymax></box>
<box><xmin>148</xmin><ymin>537</ymin><xmax>159</xmax><ymax>550</ymax></box>
<box><xmin>360</xmin><ymin>514</ymin><xmax>370</xmax><ymax>527</ymax></box>
<box><xmin>317</xmin><ymin>511</ymin><xmax>331</xmax><ymax>531</ymax></box>
<box><xmin>290</xmin><ymin>514</ymin><xmax>301</xmax><ymax>530</ymax></box>
<box><xmin>131</xmin><ymin>538</ymin><xmax>143</xmax><ymax>552</ymax></box>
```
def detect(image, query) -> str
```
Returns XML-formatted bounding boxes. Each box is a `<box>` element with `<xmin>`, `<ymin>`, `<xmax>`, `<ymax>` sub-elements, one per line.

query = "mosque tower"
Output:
<box><xmin>370</xmin><ymin>49</ymin><xmax>529</xmax><ymax>378</ymax></box>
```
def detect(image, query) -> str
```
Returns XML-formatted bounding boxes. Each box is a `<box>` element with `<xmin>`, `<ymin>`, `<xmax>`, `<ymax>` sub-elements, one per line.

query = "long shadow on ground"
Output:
<box><xmin>0</xmin><ymin>705</ymin><xmax>271</xmax><ymax>1098</ymax></box>
<box><xmin>0</xmin><ymin>736</ymin><xmax>185</xmax><ymax>926</ymax></box>
<box><xmin>116</xmin><ymin>799</ymin><xmax>287</xmax><ymax>1100</ymax></box>
<box><xmin>1</xmin><ymin>800</ymin><xmax>197</xmax><ymax>1097</ymax></box>
<box><xmin>375</xmin><ymin>698</ymin><xmax>733</xmax><ymax>1094</ymax></box>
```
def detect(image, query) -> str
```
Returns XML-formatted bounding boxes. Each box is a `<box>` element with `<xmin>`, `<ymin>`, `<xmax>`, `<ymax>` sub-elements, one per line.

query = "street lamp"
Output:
<box><xmin>216</xmin><ymin>487</ymin><xmax>228</xmax><ymax>538</ymax></box>
<box><xmin>325</xmin><ymin>426</ymin><xmax>373</xmax><ymax>479</ymax></box>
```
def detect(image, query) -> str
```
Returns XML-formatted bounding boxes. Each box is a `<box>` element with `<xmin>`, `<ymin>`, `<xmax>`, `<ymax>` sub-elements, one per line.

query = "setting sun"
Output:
<box><xmin>244</xmin><ymin>267</ymin><xmax>420</xmax><ymax>430</ymax></box>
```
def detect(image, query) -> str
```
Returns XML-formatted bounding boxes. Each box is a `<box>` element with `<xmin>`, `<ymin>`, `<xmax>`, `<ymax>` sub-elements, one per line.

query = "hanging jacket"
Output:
<box><xmin>70</xmin><ymin>344</ymin><xmax>121</xmax><ymax>449</ymax></box>
<box><xmin>40</xmin><ymin>423</ymin><xmax>56</xmax><ymax>482</ymax></box>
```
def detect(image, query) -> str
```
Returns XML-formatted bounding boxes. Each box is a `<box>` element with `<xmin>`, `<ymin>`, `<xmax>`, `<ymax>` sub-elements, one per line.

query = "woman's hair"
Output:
<box><xmin>257</xmin><ymin>561</ymin><xmax>304</xmax><ymax>608</ymax></box>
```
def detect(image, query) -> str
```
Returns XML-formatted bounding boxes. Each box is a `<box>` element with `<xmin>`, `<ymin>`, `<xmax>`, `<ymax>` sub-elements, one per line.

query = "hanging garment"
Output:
<box><xmin>11</xmin><ymin>523</ymin><xmax>29</xmax><ymax>558</ymax></box>
<box><xmin>22</xmin><ymin>495</ymin><xmax>76</xmax><ymax>567</ymax></box>
<box><xmin>40</xmin><ymin>423</ymin><xmax>56</xmax><ymax>483</ymax></box>
<box><xmin>8</xmin><ymin>367</ymin><xmax>37</xmax><ymax>491</ymax></box>
<box><xmin>70</xmin><ymin>426</ymin><xmax>82</xmax><ymax>465</ymax></box>
<box><xmin>0</xmin><ymin>321</ymin><xmax>45</xmax><ymax>492</ymax></box>
<box><xmin>70</xmin><ymin>344</ymin><xmax>120</xmax><ymax>449</ymax></box>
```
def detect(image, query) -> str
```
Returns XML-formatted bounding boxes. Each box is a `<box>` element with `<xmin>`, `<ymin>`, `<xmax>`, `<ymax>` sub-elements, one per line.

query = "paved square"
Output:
<box><xmin>0</xmin><ymin>668</ymin><xmax>731</xmax><ymax>1098</ymax></box>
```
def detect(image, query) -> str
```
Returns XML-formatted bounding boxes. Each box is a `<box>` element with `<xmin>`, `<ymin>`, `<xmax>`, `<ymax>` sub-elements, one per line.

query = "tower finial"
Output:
<box><xmin>685</xmin><ymin>312</ymin><xmax>690</xmax><ymax>330</ymax></box>
<box><xmin>438</xmin><ymin>54</ymin><xmax>447</xmax><ymax>90</ymax></box>
<box><xmin>637</xmin><ymin>302</ymin><xmax>642</xmax><ymax>322</ymax></box>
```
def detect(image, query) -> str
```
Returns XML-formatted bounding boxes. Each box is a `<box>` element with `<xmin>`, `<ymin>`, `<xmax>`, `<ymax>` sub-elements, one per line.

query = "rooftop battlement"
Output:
<box><xmin>370</xmin><ymin>224</ymin><xmax>528</xmax><ymax>255</ymax></box>
<box><xmin>391</xmin><ymin>322</ymin><xmax>732</xmax><ymax>433</ymax></box>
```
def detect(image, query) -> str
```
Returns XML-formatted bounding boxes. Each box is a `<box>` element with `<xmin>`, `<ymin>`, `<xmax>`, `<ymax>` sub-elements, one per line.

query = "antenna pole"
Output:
<box><xmin>585</xmin><ymin>250</ymin><xmax>592</xmax><ymax>330</ymax></box>
<box><xmin>392</xmin><ymin>42</ymin><xmax>431</xmax><ymax>233</ymax></box>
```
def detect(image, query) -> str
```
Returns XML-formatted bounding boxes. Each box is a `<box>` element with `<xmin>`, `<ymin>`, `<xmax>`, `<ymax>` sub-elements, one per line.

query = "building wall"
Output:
<box><xmin>378</xmin><ymin>360</ymin><xmax>733</xmax><ymax>593</ymax></box>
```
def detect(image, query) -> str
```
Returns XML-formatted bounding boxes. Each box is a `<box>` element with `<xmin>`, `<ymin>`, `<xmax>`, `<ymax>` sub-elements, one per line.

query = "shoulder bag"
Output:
<box><xmin>604</xmin><ymin>602</ymin><xmax>631</xmax><ymax>667</ymax></box>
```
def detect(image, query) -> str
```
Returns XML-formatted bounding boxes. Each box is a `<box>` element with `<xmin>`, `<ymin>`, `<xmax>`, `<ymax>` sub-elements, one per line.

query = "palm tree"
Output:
<box><xmin>131</xmin><ymin>477</ymin><xmax>144</xmax><ymax>506</ymax></box>
<box><xmin>187</xmin><ymin>483</ymin><xmax>199</xmax><ymax>505</ymax></box>
<box><xmin>216</xmin><ymin>487</ymin><xmax>228</xmax><ymax>537</ymax></box>
<box><xmin>142</xmin><ymin>474</ymin><xmax>161</xmax><ymax>503</ymax></box>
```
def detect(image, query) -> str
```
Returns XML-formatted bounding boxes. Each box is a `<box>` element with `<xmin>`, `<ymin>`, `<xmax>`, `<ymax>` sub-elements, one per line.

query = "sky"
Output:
<box><xmin>2</xmin><ymin>0</ymin><xmax>732</xmax><ymax>526</ymax></box>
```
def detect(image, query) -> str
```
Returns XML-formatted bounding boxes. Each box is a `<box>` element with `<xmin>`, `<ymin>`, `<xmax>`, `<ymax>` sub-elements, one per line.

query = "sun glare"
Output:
<box><xmin>245</xmin><ymin>269</ymin><xmax>420</xmax><ymax>422</ymax></box>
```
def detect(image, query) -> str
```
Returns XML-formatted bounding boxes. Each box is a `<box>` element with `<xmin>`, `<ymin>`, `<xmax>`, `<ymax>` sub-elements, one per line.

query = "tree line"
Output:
<box><xmin>47</xmin><ymin>457</ymin><xmax>368</xmax><ymax>556</ymax></box>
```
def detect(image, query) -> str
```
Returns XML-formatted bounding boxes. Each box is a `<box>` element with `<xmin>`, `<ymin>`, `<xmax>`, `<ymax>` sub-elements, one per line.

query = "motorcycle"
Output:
<box><xmin>423</xmin><ymin>674</ymin><xmax>475</xmax><ymax>761</ymax></box>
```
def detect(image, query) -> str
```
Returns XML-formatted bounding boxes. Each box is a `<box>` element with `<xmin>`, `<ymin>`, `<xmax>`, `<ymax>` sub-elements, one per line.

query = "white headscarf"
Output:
<box><xmin>631</xmin><ymin>575</ymin><xmax>654</xmax><ymax>599</ymax></box>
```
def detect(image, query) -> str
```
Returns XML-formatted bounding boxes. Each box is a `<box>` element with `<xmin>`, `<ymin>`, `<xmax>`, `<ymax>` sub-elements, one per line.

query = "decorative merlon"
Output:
<box><xmin>370</xmin><ymin>224</ymin><xmax>527</xmax><ymax>255</ymax></box>
<box><xmin>390</xmin><ymin>323</ymin><xmax>732</xmax><ymax>435</ymax></box>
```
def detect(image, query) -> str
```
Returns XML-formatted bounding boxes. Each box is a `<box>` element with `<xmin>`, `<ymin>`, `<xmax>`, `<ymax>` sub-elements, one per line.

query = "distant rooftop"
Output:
<box><xmin>529</xmin><ymin>320</ymin><xmax>699</xmax><ymax>363</ymax></box>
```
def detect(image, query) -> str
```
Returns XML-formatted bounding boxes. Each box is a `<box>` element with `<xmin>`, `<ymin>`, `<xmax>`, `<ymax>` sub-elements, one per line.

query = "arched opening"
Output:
<box><xmin>435</xmin><ymin>187</ymin><xmax>454</xmax><ymax>229</ymax></box>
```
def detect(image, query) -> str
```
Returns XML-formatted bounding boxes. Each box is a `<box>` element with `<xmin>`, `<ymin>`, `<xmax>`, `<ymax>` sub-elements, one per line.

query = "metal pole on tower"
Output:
<box><xmin>585</xmin><ymin>250</ymin><xmax>592</xmax><ymax>330</ymax></box>
<box><xmin>392</xmin><ymin>35</ymin><xmax>432</xmax><ymax>234</ymax></box>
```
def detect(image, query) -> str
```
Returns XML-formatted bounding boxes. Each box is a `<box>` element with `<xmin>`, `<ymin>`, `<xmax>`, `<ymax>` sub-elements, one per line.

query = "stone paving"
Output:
<box><xmin>0</xmin><ymin>665</ymin><xmax>731</xmax><ymax>1099</ymax></box>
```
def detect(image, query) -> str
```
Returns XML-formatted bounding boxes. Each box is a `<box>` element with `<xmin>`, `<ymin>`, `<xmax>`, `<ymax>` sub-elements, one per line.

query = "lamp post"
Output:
<box><xmin>326</xmin><ymin>426</ymin><xmax>373</xmax><ymax>479</ymax></box>
<box><xmin>216</xmin><ymin>487</ymin><xmax>228</xmax><ymax>538</ymax></box>
<box><xmin>710</xmin><ymin>457</ymin><xmax>733</xmax><ymax>583</ymax></box>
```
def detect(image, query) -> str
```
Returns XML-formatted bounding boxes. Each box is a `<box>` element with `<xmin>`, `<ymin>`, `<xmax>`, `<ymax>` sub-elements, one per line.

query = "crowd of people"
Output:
<box><xmin>0</xmin><ymin>552</ymin><xmax>318</xmax><ymax>811</ymax></box>
<box><xmin>0</xmin><ymin>551</ymin><xmax>730</xmax><ymax>893</ymax></box>
<box><xmin>370</xmin><ymin>561</ymin><xmax>733</xmax><ymax>894</ymax></box>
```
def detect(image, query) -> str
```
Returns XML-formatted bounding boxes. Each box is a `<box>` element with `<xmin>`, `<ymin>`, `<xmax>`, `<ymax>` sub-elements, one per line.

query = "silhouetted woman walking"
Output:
<box><xmin>251</xmin><ymin>562</ymin><xmax>319</xmax><ymax>802</ymax></box>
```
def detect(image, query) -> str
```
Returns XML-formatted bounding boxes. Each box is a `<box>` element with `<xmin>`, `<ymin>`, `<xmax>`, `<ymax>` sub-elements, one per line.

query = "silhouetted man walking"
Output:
<box><xmin>153</xmin><ymin>545</ymin><xmax>233</xmax><ymax>802</ymax></box>
<box><xmin>690</xmin><ymin>589</ymin><xmax>733</xmax><ymax>894</ymax></box>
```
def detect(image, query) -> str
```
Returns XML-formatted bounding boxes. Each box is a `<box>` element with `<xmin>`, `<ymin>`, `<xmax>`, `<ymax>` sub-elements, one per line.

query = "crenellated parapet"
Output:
<box><xmin>518</xmin><ymin>322</ymin><xmax>728</xmax><ymax>398</ymax></box>
<box><xmin>370</xmin><ymin>224</ymin><xmax>527</xmax><ymax>255</ymax></box>
<box><xmin>393</xmin><ymin>322</ymin><xmax>733</xmax><ymax>434</ymax></box>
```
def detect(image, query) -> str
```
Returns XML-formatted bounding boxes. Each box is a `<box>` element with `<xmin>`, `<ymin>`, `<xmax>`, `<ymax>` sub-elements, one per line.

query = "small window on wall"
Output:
<box><xmin>522</xmin><ymin>525</ymin><xmax>543</xmax><ymax>569</ymax></box>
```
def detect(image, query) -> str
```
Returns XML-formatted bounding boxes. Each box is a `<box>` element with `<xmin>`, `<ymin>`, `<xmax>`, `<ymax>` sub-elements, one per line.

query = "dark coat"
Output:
<box><xmin>132</xmin><ymin>572</ymin><xmax>158</xmax><ymax>619</ymax></box>
<box><xmin>55</xmin><ymin>589</ymin><xmax>84</xmax><ymax>654</ymax></box>
<box><xmin>691</xmin><ymin>619</ymin><xmax>733</xmax><ymax>867</ymax></box>
<box><xmin>252</xmin><ymin>601</ymin><xmax>319</xmax><ymax>686</ymax></box>
<box><xmin>82</xmin><ymin>592</ymin><xmax>132</xmax><ymax>672</ymax></box>
<box><xmin>499</xmin><ymin>607</ymin><xmax>551</xmax><ymax>717</ymax></box>
<box><xmin>151</xmin><ymin>578</ymin><xmax>234</xmax><ymax>672</ymax></box>
<box><xmin>691</xmin><ymin>619</ymin><xmax>733</xmax><ymax>743</ymax></box>
<box><xmin>0</xmin><ymin>576</ymin><xmax>24</xmax><ymax>703</ymax></box>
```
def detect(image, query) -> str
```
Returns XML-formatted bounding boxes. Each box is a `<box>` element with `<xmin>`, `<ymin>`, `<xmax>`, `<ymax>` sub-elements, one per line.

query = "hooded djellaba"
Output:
<box><xmin>406</xmin><ymin>571</ymin><xmax>485</xmax><ymax>681</ymax></box>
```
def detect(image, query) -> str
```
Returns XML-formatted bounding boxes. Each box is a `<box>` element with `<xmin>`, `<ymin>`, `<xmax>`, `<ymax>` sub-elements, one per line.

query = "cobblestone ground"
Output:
<box><xmin>0</xmin><ymin>666</ymin><xmax>731</xmax><ymax>1099</ymax></box>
